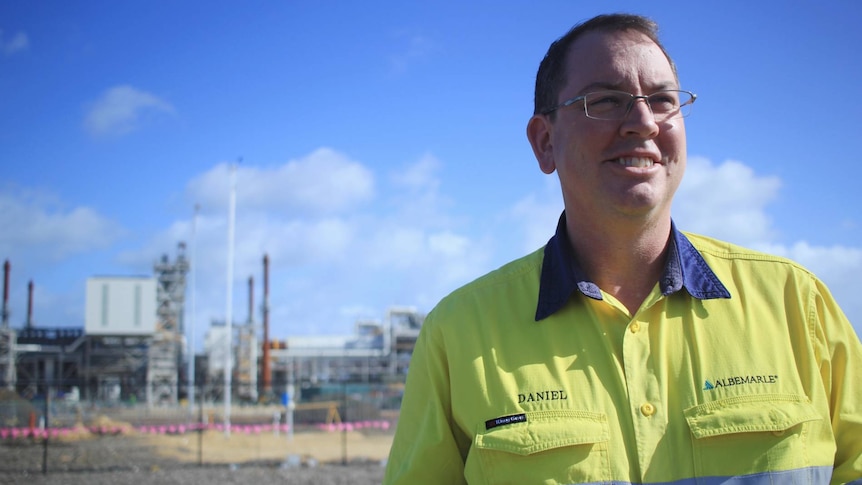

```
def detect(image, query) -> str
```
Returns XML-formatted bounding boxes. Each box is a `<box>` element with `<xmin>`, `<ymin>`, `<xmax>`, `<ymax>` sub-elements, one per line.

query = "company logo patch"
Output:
<box><xmin>485</xmin><ymin>413</ymin><xmax>527</xmax><ymax>430</ymax></box>
<box><xmin>703</xmin><ymin>374</ymin><xmax>778</xmax><ymax>391</ymax></box>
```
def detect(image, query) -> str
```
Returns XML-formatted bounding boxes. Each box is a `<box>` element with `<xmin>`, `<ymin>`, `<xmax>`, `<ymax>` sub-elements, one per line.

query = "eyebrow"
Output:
<box><xmin>576</xmin><ymin>81</ymin><xmax>679</xmax><ymax>95</ymax></box>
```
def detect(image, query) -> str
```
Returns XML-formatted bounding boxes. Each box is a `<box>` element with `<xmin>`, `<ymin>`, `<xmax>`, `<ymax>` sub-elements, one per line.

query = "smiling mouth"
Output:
<box><xmin>613</xmin><ymin>157</ymin><xmax>656</xmax><ymax>168</ymax></box>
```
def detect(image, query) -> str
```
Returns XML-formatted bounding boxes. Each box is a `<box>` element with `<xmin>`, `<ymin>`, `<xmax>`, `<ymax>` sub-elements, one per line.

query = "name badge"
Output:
<box><xmin>485</xmin><ymin>413</ymin><xmax>527</xmax><ymax>430</ymax></box>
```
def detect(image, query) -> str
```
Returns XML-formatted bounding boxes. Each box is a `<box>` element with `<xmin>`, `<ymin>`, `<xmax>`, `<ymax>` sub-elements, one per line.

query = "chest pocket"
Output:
<box><xmin>468</xmin><ymin>410</ymin><xmax>611</xmax><ymax>485</ymax></box>
<box><xmin>684</xmin><ymin>394</ymin><xmax>822</xmax><ymax>478</ymax></box>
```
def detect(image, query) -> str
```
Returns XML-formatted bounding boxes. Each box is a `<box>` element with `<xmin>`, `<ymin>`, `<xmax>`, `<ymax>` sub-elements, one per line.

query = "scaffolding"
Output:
<box><xmin>83</xmin><ymin>334</ymin><xmax>147</xmax><ymax>402</ymax></box>
<box><xmin>236</xmin><ymin>322</ymin><xmax>258</xmax><ymax>402</ymax></box>
<box><xmin>146</xmin><ymin>243</ymin><xmax>189</xmax><ymax>406</ymax></box>
<box><xmin>1</xmin><ymin>260</ymin><xmax>16</xmax><ymax>390</ymax></box>
<box><xmin>0</xmin><ymin>326</ymin><xmax>14</xmax><ymax>390</ymax></box>
<box><xmin>387</xmin><ymin>307</ymin><xmax>424</xmax><ymax>376</ymax></box>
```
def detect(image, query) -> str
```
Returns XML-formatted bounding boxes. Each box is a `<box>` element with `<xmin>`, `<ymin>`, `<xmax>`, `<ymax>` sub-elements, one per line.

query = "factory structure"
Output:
<box><xmin>0</xmin><ymin>245</ymin><xmax>424</xmax><ymax>406</ymax></box>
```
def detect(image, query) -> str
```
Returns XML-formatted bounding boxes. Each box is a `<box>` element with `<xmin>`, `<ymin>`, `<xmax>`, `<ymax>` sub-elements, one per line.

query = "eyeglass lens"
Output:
<box><xmin>584</xmin><ymin>91</ymin><xmax>692</xmax><ymax>120</ymax></box>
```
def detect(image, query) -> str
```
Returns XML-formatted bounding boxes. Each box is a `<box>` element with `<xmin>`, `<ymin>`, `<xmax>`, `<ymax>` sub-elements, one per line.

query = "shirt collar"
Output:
<box><xmin>535</xmin><ymin>211</ymin><xmax>731</xmax><ymax>321</ymax></box>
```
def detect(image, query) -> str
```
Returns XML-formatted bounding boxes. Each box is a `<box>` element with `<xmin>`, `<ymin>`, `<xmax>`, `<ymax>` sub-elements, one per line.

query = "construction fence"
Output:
<box><xmin>0</xmin><ymin>380</ymin><xmax>401</xmax><ymax>476</ymax></box>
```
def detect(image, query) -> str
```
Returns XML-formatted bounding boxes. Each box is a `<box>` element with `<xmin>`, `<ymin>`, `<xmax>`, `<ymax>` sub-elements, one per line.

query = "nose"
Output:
<box><xmin>620</xmin><ymin>97</ymin><xmax>659</xmax><ymax>138</ymax></box>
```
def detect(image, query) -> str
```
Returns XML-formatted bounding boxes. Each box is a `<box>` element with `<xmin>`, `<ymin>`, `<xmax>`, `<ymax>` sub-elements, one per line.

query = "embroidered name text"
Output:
<box><xmin>518</xmin><ymin>390</ymin><xmax>568</xmax><ymax>403</ymax></box>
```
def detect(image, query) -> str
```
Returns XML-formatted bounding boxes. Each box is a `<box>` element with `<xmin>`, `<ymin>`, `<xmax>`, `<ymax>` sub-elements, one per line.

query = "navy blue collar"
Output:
<box><xmin>535</xmin><ymin>212</ymin><xmax>731</xmax><ymax>321</ymax></box>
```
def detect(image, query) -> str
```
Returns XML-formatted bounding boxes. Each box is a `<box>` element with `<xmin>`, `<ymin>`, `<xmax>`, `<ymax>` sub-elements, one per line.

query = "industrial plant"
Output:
<box><xmin>0</xmin><ymin>243</ymin><xmax>424</xmax><ymax>408</ymax></box>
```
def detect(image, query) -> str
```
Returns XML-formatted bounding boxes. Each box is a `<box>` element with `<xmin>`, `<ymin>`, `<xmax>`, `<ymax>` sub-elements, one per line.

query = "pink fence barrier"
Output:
<box><xmin>1</xmin><ymin>419</ymin><xmax>391</xmax><ymax>440</ymax></box>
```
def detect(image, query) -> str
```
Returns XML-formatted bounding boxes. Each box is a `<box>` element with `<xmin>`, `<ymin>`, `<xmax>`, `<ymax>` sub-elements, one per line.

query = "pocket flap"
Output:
<box><xmin>474</xmin><ymin>410</ymin><xmax>608</xmax><ymax>456</ymax></box>
<box><xmin>684</xmin><ymin>394</ymin><xmax>821</xmax><ymax>439</ymax></box>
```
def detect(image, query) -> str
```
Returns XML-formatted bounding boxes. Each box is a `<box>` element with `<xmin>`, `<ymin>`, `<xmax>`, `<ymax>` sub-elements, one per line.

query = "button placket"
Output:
<box><xmin>622</xmin><ymin>317</ymin><xmax>665</xmax><ymax>477</ymax></box>
<box><xmin>623</xmin><ymin>319</ymin><xmax>652</xmax><ymax>421</ymax></box>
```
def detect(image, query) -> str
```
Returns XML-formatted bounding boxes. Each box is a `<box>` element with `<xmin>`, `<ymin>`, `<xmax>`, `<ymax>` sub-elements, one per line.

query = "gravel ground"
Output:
<box><xmin>0</xmin><ymin>434</ymin><xmax>387</xmax><ymax>485</ymax></box>
<box><xmin>2</xmin><ymin>463</ymin><xmax>385</xmax><ymax>485</ymax></box>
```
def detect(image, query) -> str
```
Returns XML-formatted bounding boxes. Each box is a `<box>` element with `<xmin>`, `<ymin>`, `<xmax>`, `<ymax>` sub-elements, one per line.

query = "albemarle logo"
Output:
<box><xmin>703</xmin><ymin>374</ymin><xmax>778</xmax><ymax>391</ymax></box>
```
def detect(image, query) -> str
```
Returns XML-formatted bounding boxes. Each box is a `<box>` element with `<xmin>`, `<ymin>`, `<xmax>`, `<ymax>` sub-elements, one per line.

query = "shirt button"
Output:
<box><xmin>640</xmin><ymin>403</ymin><xmax>655</xmax><ymax>417</ymax></box>
<box><xmin>630</xmin><ymin>322</ymin><xmax>641</xmax><ymax>333</ymax></box>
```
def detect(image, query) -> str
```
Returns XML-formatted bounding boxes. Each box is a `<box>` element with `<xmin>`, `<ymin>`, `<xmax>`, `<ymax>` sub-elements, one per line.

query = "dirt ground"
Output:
<box><xmin>140</xmin><ymin>427</ymin><xmax>393</xmax><ymax>464</ymax></box>
<box><xmin>0</xmin><ymin>428</ymin><xmax>394</xmax><ymax>485</ymax></box>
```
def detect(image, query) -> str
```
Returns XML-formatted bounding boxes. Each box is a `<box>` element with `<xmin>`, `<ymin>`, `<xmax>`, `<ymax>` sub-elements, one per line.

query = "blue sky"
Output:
<box><xmin>2</xmin><ymin>1</ymin><xmax>861</xmax><ymax>348</ymax></box>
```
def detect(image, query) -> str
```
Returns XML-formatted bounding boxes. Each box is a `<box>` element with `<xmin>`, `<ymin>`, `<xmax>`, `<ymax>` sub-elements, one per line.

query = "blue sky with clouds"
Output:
<box><xmin>1</xmin><ymin>1</ymin><xmax>861</xmax><ymax>348</ymax></box>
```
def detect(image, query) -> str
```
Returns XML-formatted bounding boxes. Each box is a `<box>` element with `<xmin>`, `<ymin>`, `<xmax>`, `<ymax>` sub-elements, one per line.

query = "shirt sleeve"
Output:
<box><xmin>811</xmin><ymin>278</ymin><xmax>862</xmax><ymax>484</ymax></box>
<box><xmin>383</xmin><ymin>311</ymin><xmax>469</xmax><ymax>484</ymax></box>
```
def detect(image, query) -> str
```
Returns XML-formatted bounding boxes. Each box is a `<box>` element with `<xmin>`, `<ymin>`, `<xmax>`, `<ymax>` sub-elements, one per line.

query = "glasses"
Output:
<box><xmin>543</xmin><ymin>89</ymin><xmax>697</xmax><ymax>121</ymax></box>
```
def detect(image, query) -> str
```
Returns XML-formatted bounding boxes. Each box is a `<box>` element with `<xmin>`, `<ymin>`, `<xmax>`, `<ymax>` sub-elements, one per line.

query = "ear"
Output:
<box><xmin>526</xmin><ymin>114</ymin><xmax>556</xmax><ymax>174</ymax></box>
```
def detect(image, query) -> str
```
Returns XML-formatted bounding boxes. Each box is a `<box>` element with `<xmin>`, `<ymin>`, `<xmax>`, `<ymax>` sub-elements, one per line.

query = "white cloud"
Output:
<box><xmin>83</xmin><ymin>85</ymin><xmax>174</xmax><ymax>137</ymax></box>
<box><xmin>509</xmin><ymin>176</ymin><xmax>563</xmax><ymax>253</ymax></box>
<box><xmin>387</xmin><ymin>153</ymin><xmax>458</xmax><ymax>230</ymax></box>
<box><xmin>425</xmin><ymin>230</ymin><xmax>489</xmax><ymax>289</ymax></box>
<box><xmin>187</xmin><ymin>148</ymin><xmax>374</xmax><ymax>216</ymax></box>
<box><xmin>769</xmin><ymin>242</ymin><xmax>862</xmax><ymax>275</ymax></box>
<box><xmin>674</xmin><ymin>157</ymin><xmax>782</xmax><ymax>247</ymax></box>
<box><xmin>391</xmin><ymin>152</ymin><xmax>440</xmax><ymax>193</ymax></box>
<box><xmin>1</xmin><ymin>30</ymin><xmax>29</xmax><ymax>56</ymax></box>
<box><xmin>428</xmin><ymin>231</ymin><xmax>469</xmax><ymax>258</ymax></box>
<box><xmin>362</xmin><ymin>225</ymin><xmax>475</xmax><ymax>274</ymax></box>
<box><xmin>127</xmin><ymin>150</ymin><xmax>492</xmax><ymax>339</ymax></box>
<box><xmin>0</xmin><ymin>187</ymin><xmax>124</xmax><ymax>261</ymax></box>
<box><xmin>250</xmin><ymin>216</ymin><xmax>354</xmax><ymax>267</ymax></box>
<box><xmin>0</xmin><ymin>186</ymin><xmax>124</xmax><ymax>331</ymax></box>
<box><xmin>389</xmin><ymin>31</ymin><xmax>435</xmax><ymax>75</ymax></box>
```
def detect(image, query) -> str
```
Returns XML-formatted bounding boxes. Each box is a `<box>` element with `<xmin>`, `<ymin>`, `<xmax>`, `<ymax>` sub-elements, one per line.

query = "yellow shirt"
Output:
<box><xmin>384</xmin><ymin>214</ymin><xmax>862</xmax><ymax>485</ymax></box>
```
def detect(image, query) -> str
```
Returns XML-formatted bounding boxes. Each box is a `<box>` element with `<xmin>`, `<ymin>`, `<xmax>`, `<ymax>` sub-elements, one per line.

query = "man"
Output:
<box><xmin>384</xmin><ymin>13</ymin><xmax>862</xmax><ymax>485</ymax></box>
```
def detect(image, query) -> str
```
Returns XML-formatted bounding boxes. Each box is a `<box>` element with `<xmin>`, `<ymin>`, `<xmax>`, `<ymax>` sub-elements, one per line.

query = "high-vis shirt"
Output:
<box><xmin>384</xmin><ymin>213</ymin><xmax>862</xmax><ymax>485</ymax></box>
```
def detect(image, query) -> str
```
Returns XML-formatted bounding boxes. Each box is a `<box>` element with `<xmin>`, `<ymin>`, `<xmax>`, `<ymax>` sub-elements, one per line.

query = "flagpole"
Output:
<box><xmin>224</xmin><ymin>161</ymin><xmax>238</xmax><ymax>437</ymax></box>
<box><xmin>188</xmin><ymin>204</ymin><xmax>199</xmax><ymax>415</ymax></box>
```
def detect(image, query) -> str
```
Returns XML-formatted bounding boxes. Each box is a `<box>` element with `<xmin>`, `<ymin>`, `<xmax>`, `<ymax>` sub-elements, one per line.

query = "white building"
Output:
<box><xmin>85</xmin><ymin>276</ymin><xmax>157</xmax><ymax>335</ymax></box>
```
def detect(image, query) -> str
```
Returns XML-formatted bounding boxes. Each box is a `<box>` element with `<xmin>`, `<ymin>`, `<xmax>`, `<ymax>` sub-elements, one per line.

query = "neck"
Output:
<box><xmin>567</xmin><ymin>215</ymin><xmax>672</xmax><ymax>314</ymax></box>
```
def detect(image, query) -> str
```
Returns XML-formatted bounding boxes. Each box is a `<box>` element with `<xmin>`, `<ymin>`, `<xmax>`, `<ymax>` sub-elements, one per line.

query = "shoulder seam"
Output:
<box><xmin>683</xmin><ymin>232</ymin><xmax>814</xmax><ymax>277</ymax></box>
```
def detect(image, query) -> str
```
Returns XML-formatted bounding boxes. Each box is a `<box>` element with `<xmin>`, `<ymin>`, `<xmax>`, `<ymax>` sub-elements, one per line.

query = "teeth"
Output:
<box><xmin>616</xmin><ymin>157</ymin><xmax>654</xmax><ymax>168</ymax></box>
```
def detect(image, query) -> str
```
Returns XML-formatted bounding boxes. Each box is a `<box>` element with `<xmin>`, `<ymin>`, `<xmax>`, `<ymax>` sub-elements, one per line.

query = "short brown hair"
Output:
<box><xmin>533</xmin><ymin>13</ymin><xmax>678</xmax><ymax>116</ymax></box>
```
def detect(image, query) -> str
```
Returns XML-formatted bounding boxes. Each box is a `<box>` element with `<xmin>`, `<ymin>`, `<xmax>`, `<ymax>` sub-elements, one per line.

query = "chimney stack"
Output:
<box><xmin>262</xmin><ymin>254</ymin><xmax>271</xmax><ymax>396</ymax></box>
<box><xmin>248</xmin><ymin>276</ymin><xmax>254</xmax><ymax>324</ymax></box>
<box><xmin>26</xmin><ymin>280</ymin><xmax>34</xmax><ymax>328</ymax></box>
<box><xmin>2</xmin><ymin>260</ymin><xmax>9</xmax><ymax>327</ymax></box>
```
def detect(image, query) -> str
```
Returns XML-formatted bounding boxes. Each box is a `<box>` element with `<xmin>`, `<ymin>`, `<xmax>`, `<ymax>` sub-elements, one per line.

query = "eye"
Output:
<box><xmin>588</xmin><ymin>93</ymin><xmax>624</xmax><ymax>107</ymax></box>
<box><xmin>648</xmin><ymin>92</ymin><xmax>680</xmax><ymax>112</ymax></box>
<box><xmin>585</xmin><ymin>92</ymin><xmax>626</xmax><ymax>113</ymax></box>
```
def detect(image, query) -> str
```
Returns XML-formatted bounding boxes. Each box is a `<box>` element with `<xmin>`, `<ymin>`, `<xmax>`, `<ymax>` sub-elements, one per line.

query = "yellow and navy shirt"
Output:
<box><xmin>384</xmin><ymin>213</ymin><xmax>862</xmax><ymax>485</ymax></box>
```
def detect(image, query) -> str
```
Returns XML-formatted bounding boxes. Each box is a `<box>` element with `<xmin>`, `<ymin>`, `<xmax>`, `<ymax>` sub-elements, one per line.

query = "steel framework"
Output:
<box><xmin>146</xmin><ymin>243</ymin><xmax>189</xmax><ymax>406</ymax></box>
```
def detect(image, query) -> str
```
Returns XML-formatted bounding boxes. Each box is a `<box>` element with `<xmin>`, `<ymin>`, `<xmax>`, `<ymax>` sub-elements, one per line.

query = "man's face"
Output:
<box><xmin>530</xmin><ymin>29</ymin><xmax>686</xmax><ymax>223</ymax></box>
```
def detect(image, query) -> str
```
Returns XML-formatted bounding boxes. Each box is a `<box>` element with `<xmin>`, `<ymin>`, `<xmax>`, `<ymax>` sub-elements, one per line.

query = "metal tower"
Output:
<box><xmin>235</xmin><ymin>276</ymin><xmax>258</xmax><ymax>402</ymax></box>
<box><xmin>1</xmin><ymin>260</ymin><xmax>16</xmax><ymax>390</ymax></box>
<box><xmin>0</xmin><ymin>325</ymin><xmax>14</xmax><ymax>391</ymax></box>
<box><xmin>147</xmin><ymin>243</ymin><xmax>189</xmax><ymax>406</ymax></box>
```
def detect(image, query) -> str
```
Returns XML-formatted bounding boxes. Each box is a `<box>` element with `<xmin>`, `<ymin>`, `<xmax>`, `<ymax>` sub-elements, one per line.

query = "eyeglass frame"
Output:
<box><xmin>541</xmin><ymin>89</ymin><xmax>697</xmax><ymax>120</ymax></box>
